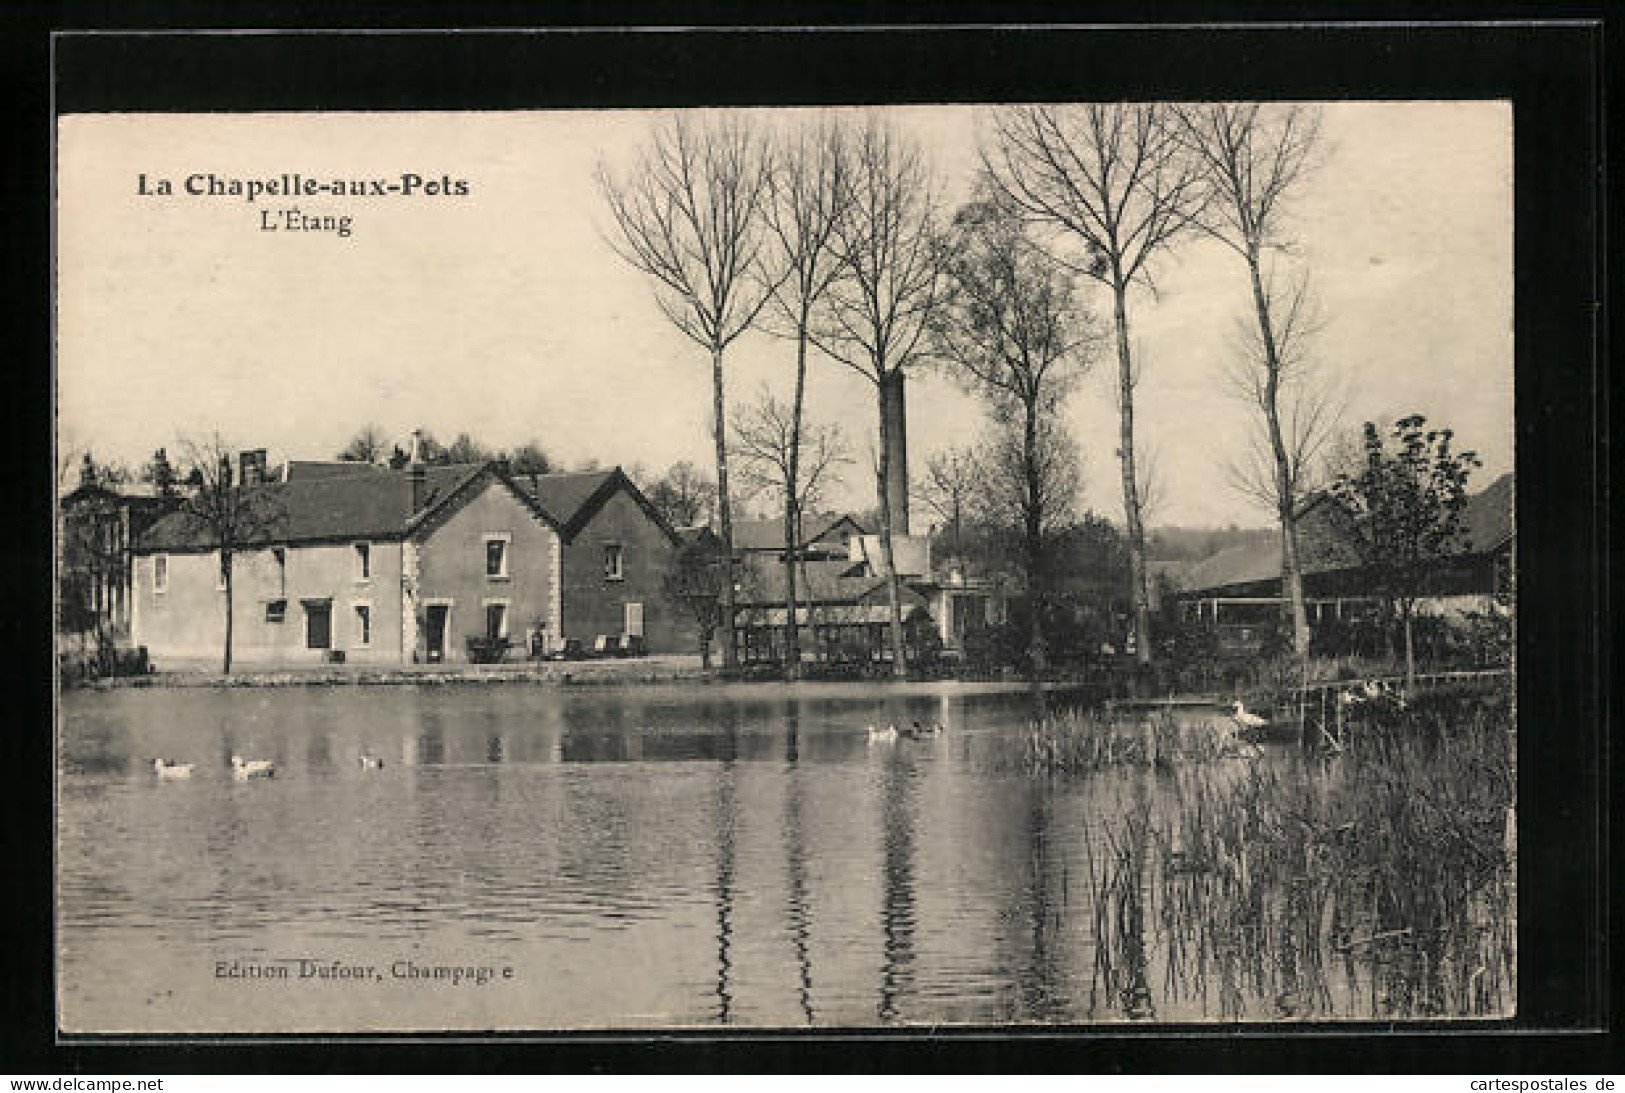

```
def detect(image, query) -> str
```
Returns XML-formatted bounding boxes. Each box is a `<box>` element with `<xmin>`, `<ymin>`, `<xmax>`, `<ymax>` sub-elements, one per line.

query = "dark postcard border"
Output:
<box><xmin>5</xmin><ymin>13</ymin><xmax>1611</xmax><ymax>1075</ymax></box>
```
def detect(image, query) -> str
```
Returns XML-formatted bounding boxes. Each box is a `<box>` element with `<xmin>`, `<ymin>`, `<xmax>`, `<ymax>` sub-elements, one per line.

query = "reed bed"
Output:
<box><xmin>1051</xmin><ymin>696</ymin><xmax>1516</xmax><ymax>1021</ymax></box>
<box><xmin>1008</xmin><ymin>709</ymin><xmax>1244</xmax><ymax>775</ymax></box>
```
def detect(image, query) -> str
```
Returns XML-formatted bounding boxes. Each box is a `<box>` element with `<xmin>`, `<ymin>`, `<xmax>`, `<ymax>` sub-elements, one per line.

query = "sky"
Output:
<box><xmin>56</xmin><ymin>103</ymin><xmax>1511</xmax><ymax>528</ymax></box>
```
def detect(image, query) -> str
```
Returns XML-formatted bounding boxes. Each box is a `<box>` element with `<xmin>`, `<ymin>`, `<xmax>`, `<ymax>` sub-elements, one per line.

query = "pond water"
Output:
<box><xmin>59</xmin><ymin>681</ymin><xmax>1294</xmax><ymax>1031</ymax></box>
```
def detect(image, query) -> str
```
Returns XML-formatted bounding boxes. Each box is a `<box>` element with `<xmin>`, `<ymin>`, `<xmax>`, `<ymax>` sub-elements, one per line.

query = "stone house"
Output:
<box><xmin>130</xmin><ymin>454</ymin><xmax>683</xmax><ymax>668</ymax></box>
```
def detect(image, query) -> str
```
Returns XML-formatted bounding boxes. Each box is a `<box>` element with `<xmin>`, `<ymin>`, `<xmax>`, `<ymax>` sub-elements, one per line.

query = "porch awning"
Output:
<box><xmin>746</xmin><ymin>604</ymin><xmax>928</xmax><ymax>627</ymax></box>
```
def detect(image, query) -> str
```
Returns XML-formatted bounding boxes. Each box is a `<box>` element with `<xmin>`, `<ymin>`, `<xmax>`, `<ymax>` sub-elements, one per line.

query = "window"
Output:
<box><xmin>265</xmin><ymin>599</ymin><xmax>287</xmax><ymax>624</ymax></box>
<box><xmin>485</xmin><ymin>602</ymin><xmax>508</xmax><ymax>641</ymax></box>
<box><xmin>624</xmin><ymin>601</ymin><xmax>644</xmax><ymax>638</ymax></box>
<box><xmin>354</xmin><ymin>604</ymin><xmax>372</xmax><ymax>647</ymax></box>
<box><xmin>153</xmin><ymin>554</ymin><xmax>168</xmax><ymax>594</ymax></box>
<box><xmin>272</xmin><ymin>547</ymin><xmax>287</xmax><ymax>595</ymax></box>
<box><xmin>216</xmin><ymin>550</ymin><xmax>228</xmax><ymax>591</ymax></box>
<box><xmin>354</xmin><ymin>542</ymin><xmax>372</xmax><ymax>582</ymax></box>
<box><xmin>484</xmin><ymin>533</ymin><xmax>511</xmax><ymax>579</ymax></box>
<box><xmin>604</xmin><ymin>543</ymin><xmax>624</xmax><ymax>581</ymax></box>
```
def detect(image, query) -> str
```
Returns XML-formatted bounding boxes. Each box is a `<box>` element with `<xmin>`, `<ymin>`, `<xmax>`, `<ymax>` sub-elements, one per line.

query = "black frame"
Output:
<box><xmin>10</xmin><ymin>10</ymin><xmax>1611</xmax><ymax>1077</ymax></box>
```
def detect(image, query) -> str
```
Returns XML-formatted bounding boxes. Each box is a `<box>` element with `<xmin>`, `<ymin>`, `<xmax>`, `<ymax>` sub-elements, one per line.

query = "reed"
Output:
<box><xmin>1007</xmin><ymin>709</ymin><xmax>1243</xmax><ymax>776</ymax></box>
<box><xmin>1060</xmin><ymin>695</ymin><xmax>1515</xmax><ymax>1021</ymax></box>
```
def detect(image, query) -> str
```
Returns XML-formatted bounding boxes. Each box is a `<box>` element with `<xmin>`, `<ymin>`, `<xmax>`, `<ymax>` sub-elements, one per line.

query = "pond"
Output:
<box><xmin>58</xmin><ymin>680</ymin><xmax>1409</xmax><ymax>1031</ymax></box>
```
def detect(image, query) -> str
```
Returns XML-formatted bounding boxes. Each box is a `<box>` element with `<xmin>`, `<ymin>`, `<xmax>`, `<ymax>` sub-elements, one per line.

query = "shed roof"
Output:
<box><xmin>1179</xmin><ymin>472</ymin><xmax>1514</xmax><ymax>596</ymax></box>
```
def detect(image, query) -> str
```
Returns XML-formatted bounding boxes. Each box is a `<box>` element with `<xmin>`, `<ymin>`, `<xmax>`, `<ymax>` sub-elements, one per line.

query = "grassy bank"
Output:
<box><xmin>1018</xmin><ymin>691</ymin><xmax>1516</xmax><ymax>1020</ymax></box>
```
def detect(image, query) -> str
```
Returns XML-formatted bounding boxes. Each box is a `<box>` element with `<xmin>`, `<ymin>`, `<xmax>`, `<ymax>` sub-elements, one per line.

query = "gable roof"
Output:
<box><xmin>514</xmin><ymin>467</ymin><xmax>682</xmax><ymax>547</ymax></box>
<box><xmin>282</xmin><ymin>460</ymin><xmax>386</xmax><ymax>482</ymax></box>
<box><xmin>1462</xmin><ymin>471</ymin><xmax>1514</xmax><ymax>553</ymax></box>
<box><xmin>135</xmin><ymin>462</ymin><xmax>553</xmax><ymax>552</ymax></box>
<box><xmin>731</xmin><ymin>512</ymin><xmax>867</xmax><ymax>552</ymax></box>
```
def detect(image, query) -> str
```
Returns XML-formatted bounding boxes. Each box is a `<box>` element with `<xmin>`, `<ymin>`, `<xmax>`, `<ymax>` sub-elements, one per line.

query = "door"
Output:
<box><xmin>426</xmin><ymin>604</ymin><xmax>449</xmax><ymax>662</ymax></box>
<box><xmin>305</xmin><ymin>602</ymin><xmax>332</xmax><ymax>650</ymax></box>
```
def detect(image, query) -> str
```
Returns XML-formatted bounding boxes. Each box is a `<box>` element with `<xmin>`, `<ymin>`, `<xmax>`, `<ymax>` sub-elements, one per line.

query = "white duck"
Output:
<box><xmin>230</xmin><ymin>755</ymin><xmax>276</xmax><ymax>780</ymax></box>
<box><xmin>1230</xmin><ymin>700</ymin><xmax>1268</xmax><ymax>730</ymax></box>
<box><xmin>866</xmin><ymin>723</ymin><xmax>899</xmax><ymax>743</ymax></box>
<box><xmin>358</xmin><ymin>752</ymin><xmax>385</xmax><ymax>770</ymax></box>
<box><xmin>152</xmin><ymin>758</ymin><xmax>193</xmax><ymax>780</ymax></box>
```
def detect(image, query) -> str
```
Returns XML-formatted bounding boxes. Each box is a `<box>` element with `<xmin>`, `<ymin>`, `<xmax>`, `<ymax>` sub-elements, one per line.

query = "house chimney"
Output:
<box><xmin>408</xmin><ymin>428</ymin><xmax>426</xmax><ymax>512</ymax></box>
<box><xmin>880</xmin><ymin>369</ymin><xmax>910</xmax><ymax>537</ymax></box>
<box><xmin>238</xmin><ymin>448</ymin><xmax>267</xmax><ymax>486</ymax></box>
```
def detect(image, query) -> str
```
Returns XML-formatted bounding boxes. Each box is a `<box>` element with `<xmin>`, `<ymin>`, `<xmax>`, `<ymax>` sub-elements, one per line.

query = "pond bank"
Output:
<box><xmin>74</xmin><ymin>657</ymin><xmax>1101</xmax><ymax>694</ymax></box>
<box><xmin>77</xmin><ymin>654</ymin><xmax>710</xmax><ymax>690</ymax></box>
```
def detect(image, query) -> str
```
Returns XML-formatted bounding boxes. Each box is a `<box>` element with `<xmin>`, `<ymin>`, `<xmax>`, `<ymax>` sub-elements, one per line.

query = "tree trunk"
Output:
<box><xmin>711</xmin><ymin>345</ymin><xmax>739</xmax><ymax>670</ymax></box>
<box><xmin>1022</xmin><ymin>401</ymin><xmax>1048</xmax><ymax>678</ymax></box>
<box><xmin>1111</xmin><ymin>280</ymin><xmax>1153</xmax><ymax>665</ymax></box>
<box><xmin>875</xmin><ymin>374</ymin><xmax>909</xmax><ymax>677</ymax></box>
<box><xmin>1402</xmin><ymin>603</ymin><xmax>1416</xmax><ymax>688</ymax></box>
<box><xmin>782</xmin><ymin>322</ymin><xmax>809</xmax><ymax>680</ymax></box>
<box><xmin>222</xmin><ymin>550</ymin><xmax>233</xmax><ymax>675</ymax></box>
<box><xmin>1024</xmin><ymin>404</ymin><xmax>1050</xmax><ymax>719</ymax></box>
<box><xmin>1247</xmin><ymin>254</ymin><xmax>1311</xmax><ymax>658</ymax></box>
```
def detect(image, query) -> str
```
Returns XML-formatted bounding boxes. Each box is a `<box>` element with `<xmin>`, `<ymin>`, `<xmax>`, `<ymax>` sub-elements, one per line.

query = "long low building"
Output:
<box><xmin>130</xmin><ymin>454</ymin><xmax>685</xmax><ymax>667</ymax></box>
<box><xmin>1172</xmin><ymin>472</ymin><xmax>1514</xmax><ymax>635</ymax></box>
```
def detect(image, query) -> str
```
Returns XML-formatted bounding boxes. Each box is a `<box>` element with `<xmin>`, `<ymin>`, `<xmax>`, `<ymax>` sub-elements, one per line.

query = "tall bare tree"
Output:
<box><xmin>756</xmin><ymin>120</ymin><xmax>849</xmax><ymax>677</ymax></box>
<box><xmin>983</xmin><ymin>104</ymin><xmax>1208</xmax><ymax>665</ymax></box>
<box><xmin>175</xmin><ymin>434</ymin><xmax>284</xmax><ymax>674</ymax></box>
<box><xmin>598</xmin><ymin>113</ymin><xmax>778</xmax><ymax>670</ymax></box>
<box><xmin>813</xmin><ymin>117</ymin><xmax>946</xmax><ymax>675</ymax></box>
<box><xmin>1177</xmin><ymin>102</ymin><xmax>1325</xmax><ymax>656</ymax></box>
<box><xmin>933</xmin><ymin>190</ymin><xmax>1101</xmax><ymax>675</ymax></box>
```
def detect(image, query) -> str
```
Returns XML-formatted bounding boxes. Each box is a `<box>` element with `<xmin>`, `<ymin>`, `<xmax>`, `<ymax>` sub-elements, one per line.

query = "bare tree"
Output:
<box><xmin>732</xmin><ymin>388</ymin><xmax>851</xmax><ymax>519</ymax></box>
<box><xmin>505</xmin><ymin>440</ymin><xmax>553</xmax><ymax>477</ymax></box>
<box><xmin>1221</xmin><ymin>279</ymin><xmax>1342</xmax><ymax>505</ymax></box>
<box><xmin>442</xmin><ymin>432</ymin><xmax>492</xmax><ymax>465</ymax></box>
<box><xmin>598</xmin><ymin>112</ymin><xmax>778</xmax><ymax>670</ymax></box>
<box><xmin>337</xmin><ymin>424</ymin><xmax>390</xmax><ymax>463</ymax></box>
<box><xmin>915</xmin><ymin>446</ymin><xmax>980</xmax><ymax>563</ymax></box>
<box><xmin>175</xmin><ymin>434</ymin><xmax>284</xmax><ymax>674</ymax></box>
<box><xmin>1177</xmin><ymin>102</ymin><xmax>1325</xmax><ymax>657</ymax></box>
<box><xmin>757</xmin><ymin>119</ymin><xmax>848</xmax><ymax>677</ymax></box>
<box><xmin>813</xmin><ymin>117</ymin><xmax>946</xmax><ymax>675</ymax></box>
<box><xmin>647</xmin><ymin>460</ymin><xmax>719</xmax><ymax>529</ymax></box>
<box><xmin>983</xmin><ymin>104</ymin><xmax>1209</xmax><ymax>665</ymax></box>
<box><xmin>934</xmin><ymin>189</ymin><xmax>1101</xmax><ymax>674</ymax></box>
<box><xmin>971</xmin><ymin>417</ymin><xmax>1084</xmax><ymax>570</ymax></box>
<box><xmin>732</xmin><ymin>388</ymin><xmax>852</xmax><ymax>669</ymax></box>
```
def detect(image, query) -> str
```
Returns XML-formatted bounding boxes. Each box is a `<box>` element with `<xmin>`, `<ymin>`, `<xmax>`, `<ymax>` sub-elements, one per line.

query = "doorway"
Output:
<box><xmin>304</xmin><ymin>601</ymin><xmax>332</xmax><ymax>650</ymax></box>
<box><xmin>425</xmin><ymin>604</ymin><xmax>449</xmax><ymax>662</ymax></box>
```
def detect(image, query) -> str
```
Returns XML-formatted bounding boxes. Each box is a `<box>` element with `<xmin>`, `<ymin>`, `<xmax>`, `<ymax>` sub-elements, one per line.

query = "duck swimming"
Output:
<box><xmin>358</xmin><ymin>753</ymin><xmax>385</xmax><ymax>770</ymax></box>
<box><xmin>230</xmin><ymin>755</ymin><xmax>276</xmax><ymax>780</ymax></box>
<box><xmin>903</xmin><ymin>720</ymin><xmax>943</xmax><ymax>739</ymax></box>
<box><xmin>866</xmin><ymin>724</ymin><xmax>899</xmax><ymax>743</ymax></box>
<box><xmin>152</xmin><ymin>759</ymin><xmax>193</xmax><ymax>780</ymax></box>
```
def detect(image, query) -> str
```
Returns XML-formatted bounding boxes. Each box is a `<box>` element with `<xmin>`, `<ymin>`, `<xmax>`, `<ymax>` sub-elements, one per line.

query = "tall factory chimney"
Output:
<box><xmin>880</xmin><ymin>369</ymin><xmax>910</xmax><ymax>537</ymax></box>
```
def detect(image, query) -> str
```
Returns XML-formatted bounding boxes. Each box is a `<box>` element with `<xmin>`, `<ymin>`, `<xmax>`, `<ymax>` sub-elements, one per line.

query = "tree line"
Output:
<box><xmin>595</xmin><ymin>104</ymin><xmax>1388</xmax><ymax>679</ymax></box>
